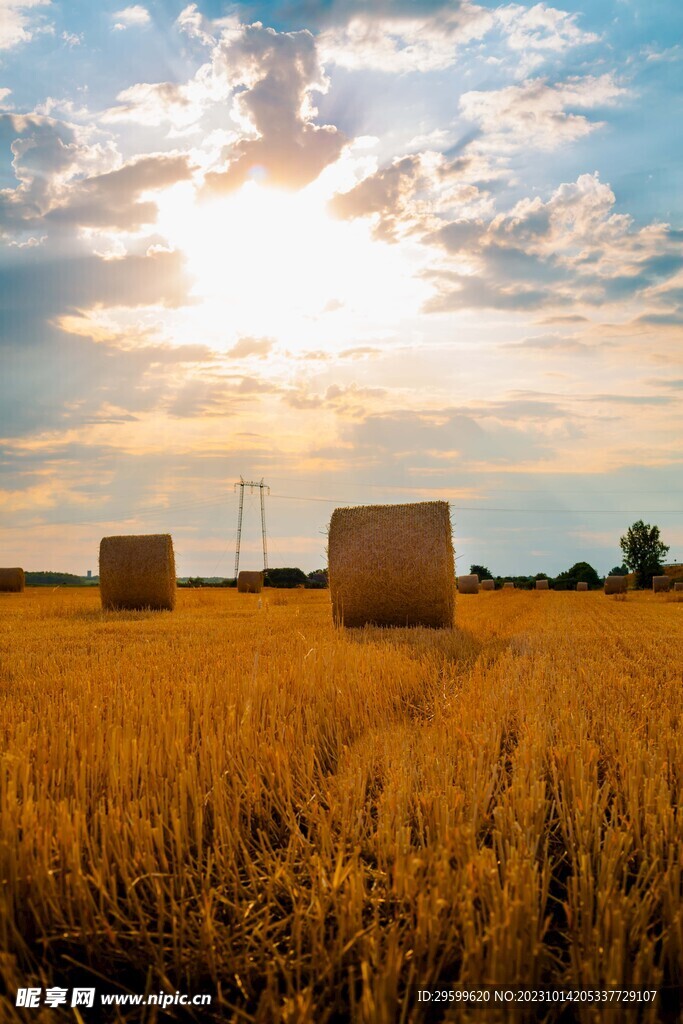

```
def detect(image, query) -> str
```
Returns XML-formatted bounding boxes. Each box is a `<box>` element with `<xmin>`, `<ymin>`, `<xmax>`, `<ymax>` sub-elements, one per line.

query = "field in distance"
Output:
<box><xmin>1</xmin><ymin>588</ymin><xmax>682</xmax><ymax>1022</ymax></box>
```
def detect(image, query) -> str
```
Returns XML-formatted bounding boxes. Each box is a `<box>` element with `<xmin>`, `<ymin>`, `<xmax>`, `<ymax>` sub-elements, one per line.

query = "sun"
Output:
<box><xmin>154</xmin><ymin>177</ymin><xmax>429</xmax><ymax>348</ymax></box>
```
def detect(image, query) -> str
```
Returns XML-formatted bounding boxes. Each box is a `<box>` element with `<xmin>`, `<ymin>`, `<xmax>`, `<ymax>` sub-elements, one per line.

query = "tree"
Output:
<box><xmin>264</xmin><ymin>567</ymin><xmax>308</xmax><ymax>589</ymax></box>
<box><xmin>619</xmin><ymin>520</ymin><xmax>670</xmax><ymax>589</ymax></box>
<box><xmin>470</xmin><ymin>564</ymin><xmax>494</xmax><ymax>581</ymax></box>
<box><xmin>556</xmin><ymin>561</ymin><xmax>601</xmax><ymax>587</ymax></box>
<box><xmin>609</xmin><ymin>564</ymin><xmax>628</xmax><ymax>577</ymax></box>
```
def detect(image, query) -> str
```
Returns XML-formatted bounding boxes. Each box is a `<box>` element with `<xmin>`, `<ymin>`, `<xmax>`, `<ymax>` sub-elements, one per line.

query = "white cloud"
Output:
<box><xmin>113</xmin><ymin>5</ymin><xmax>150</xmax><ymax>31</ymax></box>
<box><xmin>460</xmin><ymin>73</ymin><xmax>626</xmax><ymax>152</ymax></box>
<box><xmin>319</xmin><ymin>4</ymin><xmax>494</xmax><ymax>73</ymax></box>
<box><xmin>0</xmin><ymin>0</ymin><xmax>51</xmax><ymax>50</ymax></box>
<box><xmin>495</xmin><ymin>3</ymin><xmax>599</xmax><ymax>74</ymax></box>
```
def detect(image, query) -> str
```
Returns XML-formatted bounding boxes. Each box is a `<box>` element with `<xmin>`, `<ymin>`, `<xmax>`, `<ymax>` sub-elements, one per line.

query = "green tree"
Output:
<box><xmin>264</xmin><ymin>567</ymin><xmax>308</xmax><ymax>589</ymax></box>
<box><xmin>619</xmin><ymin>520</ymin><xmax>670</xmax><ymax>589</ymax></box>
<box><xmin>555</xmin><ymin>561</ymin><xmax>601</xmax><ymax>587</ymax></box>
<box><xmin>470</xmin><ymin>564</ymin><xmax>494</xmax><ymax>581</ymax></box>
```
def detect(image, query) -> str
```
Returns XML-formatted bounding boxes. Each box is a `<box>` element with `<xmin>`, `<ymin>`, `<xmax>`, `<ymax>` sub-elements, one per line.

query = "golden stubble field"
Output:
<box><xmin>0</xmin><ymin>587</ymin><xmax>682</xmax><ymax>1023</ymax></box>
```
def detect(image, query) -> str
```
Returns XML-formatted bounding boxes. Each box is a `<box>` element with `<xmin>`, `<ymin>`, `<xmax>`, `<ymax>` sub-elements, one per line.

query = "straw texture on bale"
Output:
<box><xmin>328</xmin><ymin>501</ymin><xmax>455</xmax><ymax>628</ymax></box>
<box><xmin>481</xmin><ymin>579</ymin><xmax>495</xmax><ymax>591</ymax></box>
<box><xmin>0</xmin><ymin>568</ymin><xmax>25</xmax><ymax>592</ymax></box>
<box><xmin>604</xmin><ymin>576</ymin><xmax>627</xmax><ymax>595</ymax></box>
<box><xmin>99</xmin><ymin>534</ymin><xmax>176</xmax><ymax>611</ymax></box>
<box><xmin>652</xmin><ymin>575</ymin><xmax>670</xmax><ymax>593</ymax></box>
<box><xmin>458</xmin><ymin>574</ymin><xmax>479</xmax><ymax>595</ymax></box>
<box><xmin>576</xmin><ymin>581</ymin><xmax>589</xmax><ymax>591</ymax></box>
<box><xmin>237</xmin><ymin>570</ymin><xmax>264</xmax><ymax>594</ymax></box>
<box><xmin>675</xmin><ymin>582</ymin><xmax>683</xmax><ymax>592</ymax></box>
<box><xmin>535</xmin><ymin>579</ymin><xmax>549</xmax><ymax>590</ymax></box>
<box><xmin>503</xmin><ymin>582</ymin><xmax>514</xmax><ymax>589</ymax></box>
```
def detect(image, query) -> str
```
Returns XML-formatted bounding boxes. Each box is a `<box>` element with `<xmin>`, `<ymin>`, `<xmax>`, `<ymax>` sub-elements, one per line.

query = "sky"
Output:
<box><xmin>0</xmin><ymin>0</ymin><xmax>681</xmax><ymax>577</ymax></box>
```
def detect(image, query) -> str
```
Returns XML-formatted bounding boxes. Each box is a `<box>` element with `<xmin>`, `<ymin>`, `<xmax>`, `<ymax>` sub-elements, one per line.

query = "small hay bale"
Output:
<box><xmin>99</xmin><ymin>534</ymin><xmax>176</xmax><ymax>611</ymax></box>
<box><xmin>535</xmin><ymin>579</ymin><xmax>549</xmax><ymax>590</ymax></box>
<box><xmin>328</xmin><ymin>500</ymin><xmax>454</xmax><ymax>628</ymax></box>
<box><xmin>481</xmin><ymin>579</ymin><xmax>495</xmax><ymax>591</ymax></box>
<box><xmin>604</xmin><ymin>576</ymin><xmax>627</xmax><ymax>595</ymax></box>
<box><xmin>0</xmin><ymin>568</ymin><xmax>25</xmax><ymax>592</ymax></box>
<box><xmin>674</xmin><ymin>581</ymin><xmax>683</xmax><ymax>592</ymax></box>
<box><xmin>503</xmin><ymin>582</ymin><xmax>514</xmax><ymax>589</ymax></box>
<box><xmin>652</xmin><ymin>575</ymin><xmax>670</xmax><ymax>593</ymax></box>
<box><xmin>237</xmin><ymin>570</ymin><xmax>264</xmax><ymax>594</ymax></box>
<box><xmin>458</xmin><ymin>574</ymin><xmax>479</xmax><ymax>595</ymax></box>
<box><xmin>576</xmin><ymin>582</ymin><xmax>588</xmax><ymax>591</ymax></box>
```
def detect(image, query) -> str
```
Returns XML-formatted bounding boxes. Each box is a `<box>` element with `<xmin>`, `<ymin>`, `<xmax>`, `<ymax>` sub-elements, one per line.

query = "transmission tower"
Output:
<box><xmin>233</xmin><ymin>477</ymin><xmax>270</xmax><ymax>578</ymax></box>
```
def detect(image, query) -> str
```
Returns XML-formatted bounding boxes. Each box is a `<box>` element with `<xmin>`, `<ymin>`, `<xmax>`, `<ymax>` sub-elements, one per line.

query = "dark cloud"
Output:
<box><xmin>204</xmin><ymin>23</ymin><xmax>345</xmax><ymax>194</ymax></box>
<box><xmin>0</xmin><ymin>249</ymin><xmax>191</xmax><ymax>334</ymax></box>
<box><xmin>46</xmin><ymin>154</ymin><xmax>194</xmax><ymax>230</ymax></box>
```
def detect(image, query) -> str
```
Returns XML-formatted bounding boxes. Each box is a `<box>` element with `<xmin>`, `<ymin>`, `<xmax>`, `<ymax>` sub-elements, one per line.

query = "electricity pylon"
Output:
<box><xmin>233</xmin><ymin>477</ymin><xmax>270</xmax><ymax>578</ymax></box>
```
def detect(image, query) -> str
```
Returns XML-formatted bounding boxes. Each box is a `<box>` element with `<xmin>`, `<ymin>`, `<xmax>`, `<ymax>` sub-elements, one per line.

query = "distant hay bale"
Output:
<box><xmin>653</xmin><ymin>575</ymin><xmax>670</xmax><ymax>593</ymax></box>
<box><xmin>503</xmin><ymin>582</ymin><xmax>514</xmax><ymax>589</ymax></box>
<box><xmin>576</xmin><ymin>582</ymin><xmax>588</xmax><ymax>591</ymax></box>
<box><xmin>535</xmin><ymin>579</ymin><xmax>549</xmax><ymax>590</ymax></box>
<box><xmin>328</xmin><ymin>501</ymin><xmax>454</xmax><ymax>628</ymax></box>
<box><xmin>481</xmin><ymin>579</ymin><xmax>495</xmax><ymax>591</ymax></box>
<box><xmin>0</xmin><ymin>568</ymin><xmax>25</xmax><ymax>592</ymax></box>
<box><xmin>458</xmin><ymin>574</ymin><xmax>479</xmax><ymax>594</ymax></box>
<box><xmin>99</xmin><ymin>534</ymin><xmax>176</xmax><ymax>611</ymax></box>
<box><xmin>674</xmin><ymin>582</ymin><xmax>683</xmax><ymax>592</ymax></box>
<box><xmin>237</xmin><ymin>570</ymin><xmax>264</xmax><ymax>594</ymax></box>
<box><xmin>604</xmin><ymin>576</ymin><xmax>627</xmax><ymax>595</ymax></box>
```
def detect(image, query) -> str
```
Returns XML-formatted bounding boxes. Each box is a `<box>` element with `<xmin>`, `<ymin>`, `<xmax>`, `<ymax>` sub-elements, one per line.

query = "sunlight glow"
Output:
<box><xmin>155</xmin><ymin>179</ymin><xmax>429</xmax><ymax>348</ymax></box>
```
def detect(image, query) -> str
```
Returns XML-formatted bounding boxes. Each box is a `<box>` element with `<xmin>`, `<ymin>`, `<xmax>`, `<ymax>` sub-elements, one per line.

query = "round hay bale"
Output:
<box><xmin>328</xmin><ymin>501</ymin><xmax>454</xmax><ymax>628</ymax></box>
<box><xmin>652</xmin><ymin>575</ymin><xmax>670</xmax><ymax>593</ymax></box>
<box><xmin>480</xmin><ymin>579</ymin><xmax>495</xmax><ymax>591</ymax></box>
<box><xmin>0</xmin><ymin>568</ymin><xmax>25</xmax><ymax>592</ymax></box>
<box><xmin>576</xmin><ymin>581</ymin><xmax>588</xmax><ymax>591</ymax></box>
<box><xmin>674</xmin><ymin>581</ymin><xmax>683</xmax><ymax>592</ymax></box>
<box><xmin>535</xmin><ymin>579</ymin><xmax>549</xmax><ymax>590</ymax></box>
<box><xmin>458</xmin><ymin>574</ymin><xmax>479</xmax><ymax>595</ymax></box>
<box><xmin>99</xmin><ymin>534</ymin><xmax>176</xmax><ymax>611</ymax></box>
<box><xmin>503</xmin><ymin>582</ymin><xmax>514</xmax><ymax>589</ymax></box>
<box><xmin>604</xmin><ymin>575</ymin><xmax>627</xmax><ymax>595</ymax></box>
<box><xmin>237</xmin><ymin>570</ymin><xmax>264</xmax><ymax>594</ymax></box>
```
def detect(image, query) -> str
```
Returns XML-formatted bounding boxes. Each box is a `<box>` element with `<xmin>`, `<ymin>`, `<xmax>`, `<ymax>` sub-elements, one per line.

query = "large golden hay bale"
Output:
<box><xmin>0</xmin><ymin>568</ymin><xmax>25</xmax><ymax>592</ymax></box>
<box><xmin>535</xmin><ymin>579</ymin><xmax>549</xmax><ymax>590</ymax></box>
<box><xmin>237</xmin><ymin>570</ymin><xmax>263</xmax><ymax>594</ymax></box>
<box><xmin>576</xmin><ymin>582</ymin><xmax>588</xmax><ymax>591</ymax></box>
<box><xmin>503</xmin><ymin>582</ymin><xmax>515</xmax><ymax>589</ymax></box>
<box><xmin>604</xmin><ymin>576</ymin><xmax>627</xmax><ymax>595</ymax></box>
<box><xmin>99</xmin><ymin>534</ymin><xmax>176</xmax><ymax>611</ymax></box>
<box><xmin>458</xmin><ymin>574</ymin><xmax>479</xmax><ymax>595</ymax></box>
<box><xmin>653</xmin><ymin>575</ymin><xmax>670</xmax><ymax>593</ymax></box>
<box><xmin>480</xmin><ymin>579</ymin><xmax>495</xmax><ymax>591</ymax></box>
<box><xmin>328</xmin><ymin>501</ymin><xmax>454</xmax><ymax>628</ymax></box>
<box><xmin>675</xmin><ymin>582</ymin><xmax>683</xmax><ymax>592</ymax></box>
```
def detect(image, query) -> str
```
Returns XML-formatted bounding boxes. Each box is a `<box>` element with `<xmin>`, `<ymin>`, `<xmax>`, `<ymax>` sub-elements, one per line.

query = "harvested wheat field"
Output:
<box><xmin>1</xmin><ymin>587</ymin><xmax>682</xmax><ymax>1023</ymax></box>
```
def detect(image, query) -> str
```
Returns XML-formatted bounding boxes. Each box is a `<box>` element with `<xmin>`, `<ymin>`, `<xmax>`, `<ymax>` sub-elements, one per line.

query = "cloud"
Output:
<box><xmin>425</xmin><ymin>172</ymin><xmax>683</xmax><ymax>313</ymax></box>
<box><xmin>330</xmin><ymin>151</ymin><xmax>493</xmax><ymax>240</ymax></box>
<box><xmin>0</xmin><ymin>0</ymin><xmax>51</xmax><ymax>50</ymax></box>
<box><xmin>0</xmin><ymin>249</ymin><xmax>190</xmax><ymax>334</ymax></box>
<box><xmin>494</xmin><ymin>3</ymin><xmax>599</xmax><ymax>74</ymax></box>
<box><xmin>0</xmin><ymin>113</ymin><xmax>119</xmax><ymax>233</ymax></box>
<box><xmin>102</xmin><ymin>80</ymin><xmax>211</xmax><ymax>130</ymax></box>
<box><xmin>509</xmin><ymin>332</ymin><xmax>590</xmax><ymax>353</ymax></box>
<box><xmin>319</xmin><ymin>4</ymin><xmax>494</xmax><ymax>73</ymax></box>
<box><xmin>45</xmin><ymin>154</ymin><xmax>194</xmax><ymax>230</ymax></box>
<box><xmin>460</xmin><ymin>74</ymin><xmax>626</xmax><ymax>152</ymax></box>
<box><xmin>227</xmin><ymin>336</ymin><xmax>273</xmax><ymax>358</ymax></box>
<box><xmin>203</xmin><ymin>23</ymin><xmax>345</xmax><ymax>192</ymax></box>
<box><xmin>113</xmin><ymin>5</ymin><xmax>150</xmax><ymax>30</ymax></box>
